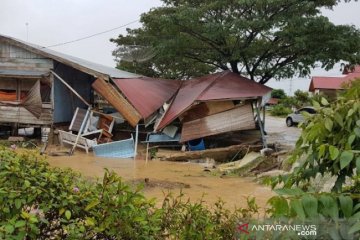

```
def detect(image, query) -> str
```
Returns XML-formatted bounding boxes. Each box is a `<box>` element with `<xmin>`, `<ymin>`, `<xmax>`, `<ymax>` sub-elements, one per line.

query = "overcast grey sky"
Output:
<box><xmin>0</xmin><ymin>0</ymin><xmax>359</xmax><ymax>94</ymax></box>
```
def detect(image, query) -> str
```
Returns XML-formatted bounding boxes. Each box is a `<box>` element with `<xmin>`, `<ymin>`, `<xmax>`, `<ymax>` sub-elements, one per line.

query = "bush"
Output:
<box><xmin>270</xmin><ymin>104</ymin><xmax>292</xmax><ymax>117</ymax></box>
<box><xmin>271</xmin><ymin>89</ymin><xmax>287</xmax><ymax>99</ymax></box>
<box><xmin>0</xmin><ymin>147</ymin><xmax>257</xmax><ymax>239</ymax></box>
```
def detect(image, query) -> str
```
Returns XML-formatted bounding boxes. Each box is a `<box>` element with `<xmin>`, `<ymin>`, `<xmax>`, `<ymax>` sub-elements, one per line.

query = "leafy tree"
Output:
<box><xmin>271</xmin><ymin>89</ymin><xmax>287</xmax><ymax>99</ymax></box>
<box><xmin>293</xmin><ymin>90</ymin><xmax>310</xmax><ymax>105</ymax></box>
<box><xmin>111</xmin><ymin>0</ymin><xmax>360</xmax><ymax>81</ymax></box>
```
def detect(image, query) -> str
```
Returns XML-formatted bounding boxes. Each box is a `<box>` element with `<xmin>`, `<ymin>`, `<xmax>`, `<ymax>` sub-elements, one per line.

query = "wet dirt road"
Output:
<box><xmin>47</xmin><ymin>153</ymin><xmax>273</xmax><ymax>210</ymax></box>
<box><xmin>265</xmin><ymin>115</ymin><xmax>301</xmax><ymax>147</ymax></box>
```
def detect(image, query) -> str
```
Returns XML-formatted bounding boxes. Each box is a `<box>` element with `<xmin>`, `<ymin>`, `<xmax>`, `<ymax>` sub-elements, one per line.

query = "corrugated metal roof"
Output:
<box><xmin>0</xmin><ymin>34</ymin><xmax>139</xmax><ymax>79</ymax></box>
<box><xmin>156</xmin><ymin>71</ymin><xmax>272</xmax><ymax>130</ymax></box>
<box><xmin>309</xmin><ymin>67</ymin><xmax>360</xmax><ymax>91</ymax></box>
<box><xmin>0</xmin><ymin>69</ymin><xmax>49</xmax><ymax>77</ymax></box>
<box><xmin>113</xmin><ymin>77</ymin><xmax>181</xmax><ymax>119</ymax></box>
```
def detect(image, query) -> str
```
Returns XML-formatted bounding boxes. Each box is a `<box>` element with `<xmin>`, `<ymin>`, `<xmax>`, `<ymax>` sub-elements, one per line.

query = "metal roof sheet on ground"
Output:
<box><xmin>113</xmin><ymin>77</ymin><xmax>181</xmax><ymax>119</ymax></box>
<box><xmin>93</xmin><ymin>137</ymin><xmax>135</xmax><ymax>158</ymax></box>
<box><xmin>0</xmin><ymin>34</ymin><xmax>139</xmax><ymax>79</ymax></box>
<box><xmin>156</xmin><ymin>70</ymin><xmax>272</xmax><ymax>130</ymax></box>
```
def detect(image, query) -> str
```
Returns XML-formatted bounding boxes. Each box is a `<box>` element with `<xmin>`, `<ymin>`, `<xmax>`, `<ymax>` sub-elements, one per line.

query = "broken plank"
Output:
<box><xmin>218</xmin><ymin>152</ymin><xmax>265</xmax><ymax>175</ymax></box>
<box><xmin>157</xmin><ymin>144</ymin><xmax>263</xmax><ymax>163</ymax></box>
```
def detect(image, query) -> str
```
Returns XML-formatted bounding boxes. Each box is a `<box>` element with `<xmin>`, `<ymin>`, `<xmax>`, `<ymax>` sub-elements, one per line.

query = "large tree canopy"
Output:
<box><xmin>111</xmin><ymin>0</ymin><xmax>360</xmax><ymax>83</ymax></box>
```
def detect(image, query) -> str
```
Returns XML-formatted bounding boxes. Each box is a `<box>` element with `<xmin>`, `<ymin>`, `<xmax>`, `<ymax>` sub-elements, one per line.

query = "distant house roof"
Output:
<box><xmin>113</xmin><ymin>77</ymin><xmax>181</xmax><ymax>119</ymax></box>
<box><xmin>156</xmin><ymin>70</ymin><xmax>272</xmax><ymax>130</ymax></box>
<box><xmin>267</xmin><ymin>98</ymin><xmax>279</xmax><ymax>105</ymax></box>
<box><xmin>0</xmin><ymin>34</ymin><xmax>139</xmax><ymax>80</ymax></box>
<box><xmin>309</xmin><ymin>66</ymin><xmax>360</xmax><ymax>92</ymax></box>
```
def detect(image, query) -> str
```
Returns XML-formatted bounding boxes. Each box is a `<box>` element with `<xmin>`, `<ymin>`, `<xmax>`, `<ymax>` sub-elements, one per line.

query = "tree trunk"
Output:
<box><xmin>230</xmin><ymin>61</ymin><xmax>239</xmax><ymax>74</ymax></box>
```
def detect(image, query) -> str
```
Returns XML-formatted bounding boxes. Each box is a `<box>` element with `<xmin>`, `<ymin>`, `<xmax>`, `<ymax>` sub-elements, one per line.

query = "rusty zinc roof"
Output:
<box><xmin>156</xmin><ymin>70</ymin><xmax>272</xmax><ymax>130</ymax></box>
<box><xmin>0</xmin><ymin>34</ymin><xmax>140</xmax><ymax>79</ymax></box>
<box><xmin>309</xmin><ymin>66</ymin><xmax>360</xmax><ymax>92</ymax></box>
<box><xmin>113</xmin><ymin>77</ymin><xmax>181</xmax><ymax>119</ymax></box>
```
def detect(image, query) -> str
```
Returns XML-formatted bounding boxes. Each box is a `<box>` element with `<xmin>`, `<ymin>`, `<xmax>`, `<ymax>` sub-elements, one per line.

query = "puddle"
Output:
<box><xmin>46</xmin><ymin>150</ymin><xmax>274</xmax><ymax>210</ymax></box>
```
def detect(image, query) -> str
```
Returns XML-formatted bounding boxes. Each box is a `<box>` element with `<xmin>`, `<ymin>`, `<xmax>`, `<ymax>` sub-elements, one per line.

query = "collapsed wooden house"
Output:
<box><xmin>0</xmin><ymin>34</ymin><xmax>143</xmax><ymax>130</ymax></box>
<box><xmin>0</xmin><ymin>34</ymin><xmax>272</xmax><ymax>156</ymax></box>
<box><xmin>155</xmin><ymin>71</ymin><xmax>272</xmax><ymax>147</ymax></box>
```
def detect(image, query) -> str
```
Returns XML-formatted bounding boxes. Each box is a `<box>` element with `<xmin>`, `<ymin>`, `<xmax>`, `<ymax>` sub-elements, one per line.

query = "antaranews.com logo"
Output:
<box><xmin>237</xmin><ymin>222</ymin><xmax>317</xmax><ymax>237</ymax></box>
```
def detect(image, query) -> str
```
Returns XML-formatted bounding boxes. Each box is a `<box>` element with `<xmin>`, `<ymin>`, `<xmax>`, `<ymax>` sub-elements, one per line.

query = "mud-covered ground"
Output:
<box><xmin>47</xmin><ymin>151</ymin><xmax>273</xmax><ymax>210</ymax></box>
<box><xmin>45</xmin><ymin>116</ymin><xmax>299</xmax><ymax>210</ymax></box>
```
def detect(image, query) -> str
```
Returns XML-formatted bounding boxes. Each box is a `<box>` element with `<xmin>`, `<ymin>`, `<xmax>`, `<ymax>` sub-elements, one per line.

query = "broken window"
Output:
<box><xmin>0</xmin><ymin>77</ymin><xmax>51</xmax><ymax>103</ymax></box>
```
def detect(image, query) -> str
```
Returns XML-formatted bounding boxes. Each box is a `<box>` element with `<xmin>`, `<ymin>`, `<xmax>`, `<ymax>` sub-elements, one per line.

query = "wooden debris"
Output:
<box><xmin>218</xmin><ymin>152</ymin><xmax>265</xmax><ymax>175</ymax></box>
<box><xmin>271</xmin><ymin>150</ymin><xmax>289</xmax><ymax>157</ymax></box>
<box><xmin>260</xmin><ymin>148</ymin><xmax>274</xmax><ymax>156</ymax></box>
<box><xmin>8</xmin><ymin>136</ymin><xmax>24</xmax><ymax>142</ymax></box>
<box><xmin>256</xmin><ymin>169</ymin><xmax>288</xmax><ymax>178</ymax></box>
<box><xmin>157</xmin><ymin>144</ymin><xmax>263</xmax><ymax>162</ymax></box>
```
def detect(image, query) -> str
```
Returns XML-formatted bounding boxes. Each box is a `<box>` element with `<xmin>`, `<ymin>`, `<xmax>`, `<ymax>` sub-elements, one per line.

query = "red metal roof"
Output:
<box><xmin>267</xmin><ymin>98</ymin><xmax>279</xmax><ymax>105</ymax></box>
<box><xmin>156</xmin><ymin>71</ymin><xmax>272</xmax><ymax>130</ymax></box>
<box><xmin>113</xmin><ymin>77</ymin><xmax>181</xmax><ymax>119</ymax></box>
<box><xmin>309</xmin><ymin>67</ymin><xmax>360</xmax><ymax>92</ymax></box>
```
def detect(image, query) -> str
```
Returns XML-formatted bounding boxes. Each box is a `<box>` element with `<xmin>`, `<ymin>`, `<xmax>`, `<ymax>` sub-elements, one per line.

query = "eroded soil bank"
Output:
<box><xmin>46</xmin><ymin>152</ymin><xmax>273</xmax><ymax>210</ymax></box>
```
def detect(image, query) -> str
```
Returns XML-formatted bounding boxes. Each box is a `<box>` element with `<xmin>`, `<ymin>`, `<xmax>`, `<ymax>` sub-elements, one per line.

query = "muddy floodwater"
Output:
<box><xmin>46</xmin><ymin>152</ymin><xmax>274</xmax><ymax>210</ymax></box>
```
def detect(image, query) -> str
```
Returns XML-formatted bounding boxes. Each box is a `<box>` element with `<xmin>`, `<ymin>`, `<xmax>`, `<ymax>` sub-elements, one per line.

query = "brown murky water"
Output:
<box><xmin>46</xmin><ymin>151</ymin><xmax>273</xmax><ymax>210</ymax></box>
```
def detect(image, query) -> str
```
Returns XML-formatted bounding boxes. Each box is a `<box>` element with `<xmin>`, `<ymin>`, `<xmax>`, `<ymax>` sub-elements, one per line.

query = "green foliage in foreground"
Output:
<box><xmin>273</xmin><ymin>79</ymin><xmax>360</xmax><ymax>192</ymax></box>
<box><xmin>266</xmin><ymin>189</ymin><xmax>360</xmax><ymax>239</ymax></box>
<box><xmin>264</xmin><ymin>80</ymin><xmax>360</xmax><ymax>238</ymax></box>
<box><xmin>1</xmin><ymin>147</ymin><xmax>360</xmax><ymax>239</ymax></box>
<box><xmin>0</xmin><ymin>148</ymin><xmax>253</xmax><ymax>239</ymax></box>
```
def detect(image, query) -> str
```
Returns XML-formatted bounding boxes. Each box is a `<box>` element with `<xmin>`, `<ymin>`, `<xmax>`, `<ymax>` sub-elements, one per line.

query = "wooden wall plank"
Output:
<box><xmin>0</xmin><ymin>42</ymin><xmax>52</xmax><ymax>72</ymax></box>
<box><xmin>181</xmin><ymin>101</ymin><xmax>235</xmax><ymax>122</ymax></box>
<box><xmin>0</xmin><ymin>105</ymin><xmax>52</xmax><ymax>125</ymax></box>
<box><xmin>180</xmin><ymin>103</ymin><xmax>255</xmax><ymax>142</ymax></box>
<box><xmin>92</xmin><ymin>78</ymin><xmax>141</xmax><ymax>127</ymax></box>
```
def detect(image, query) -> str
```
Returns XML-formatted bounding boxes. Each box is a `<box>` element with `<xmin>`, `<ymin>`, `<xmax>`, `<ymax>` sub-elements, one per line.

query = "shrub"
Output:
<box><xmin>0</xmin><ymin>147</ymin><xmax>258</xmax><ymax>239</ymax></box>
<box><xmin>271</xmin><ymin>89</ymin><xmax>287</xmax><ymax>99</ymax></box>
<box><xmin>270</xmin><ymin>104</ymin><xmax>292</xmax><ymax>117</ymax></box>
<box><xmin>0</xmin><ymin>148</ymin><xmax>163</xmax><ymax>239</ymax></box>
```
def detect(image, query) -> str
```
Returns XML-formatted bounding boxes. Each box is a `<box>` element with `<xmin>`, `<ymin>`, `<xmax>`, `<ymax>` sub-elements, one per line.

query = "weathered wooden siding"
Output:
<box><xmin>180</xmin><ymin>103</ymin><xmax>255</xmax><ymax>142</ymax></box>
<box><xmin>0</xmin><ymin>104</ymin><xmax>52</xmax><ymax>126</ymax></box>
<box><xmin>0</xmin><ymin>78</ymin><xmax>37</xmax><ymax>91</ymax></box>
<box><xmin>0</xmin><ymin>41</ymin><xmax>52</xmax><ymax>71</ymax></box>
<box><xmin>0</xmin><ymin>41</ymin><xmax>53</xmax><ymax>126</ymax></box>
<box><xmin>53</xmin><ymin>62</ymin><xmax>95</xmax><ymax>123</ymax></box>
<box><xmin>181</xmin><ymin>101</ymin><xmax>235</xmax><ymax>122</ymax></box>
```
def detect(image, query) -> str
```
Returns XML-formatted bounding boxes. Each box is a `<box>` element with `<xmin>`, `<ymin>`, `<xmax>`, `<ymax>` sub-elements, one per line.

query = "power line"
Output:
<box><xmin>45</xmin><ymin>19</ymin><xmax>140</xmax><ymax>48</ymax></box>
<box><xmin>0</xmin><ymin>19</ymin><xmax>140</xmax><ymax>57</ymax></box>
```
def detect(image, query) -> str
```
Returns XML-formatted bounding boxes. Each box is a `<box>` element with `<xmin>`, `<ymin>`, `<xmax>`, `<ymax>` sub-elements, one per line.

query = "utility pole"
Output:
<box><xmin>25</xmin><ymin>22</ymin><xmax>29</xmax><ymax>41</ymax></box>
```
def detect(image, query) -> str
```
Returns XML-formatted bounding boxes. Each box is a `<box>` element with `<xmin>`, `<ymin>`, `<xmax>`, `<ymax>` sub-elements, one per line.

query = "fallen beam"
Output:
<box><xmin>156</xmin><ymin>144</ymin><xmax>263</xmax><ymax>163</ymax></box>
